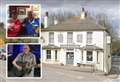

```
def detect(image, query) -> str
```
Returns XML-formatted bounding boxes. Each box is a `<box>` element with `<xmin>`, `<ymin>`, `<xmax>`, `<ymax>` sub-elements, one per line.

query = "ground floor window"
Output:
<box><xmin>97</xmin><ymin>51</ymin><xmax>99</xmax><ymax>63</ymax></box>
<box><xmin>87</xmin><ymin>51</ymin><xmax>93</xmax><ymax>61</ymax></box>
<box><xmin>81</xmin><ymin>50</ymin><xmax>83</xmax><ymax>61</ymax></box>
<box><xmin>46</xmin><ymin>50</ymin><xmax>51</xmax><ymax>59</ymax></box>
<box><xmin>55</xmin><ymin>50</ymin><xmax>57</xmax><ymax>61</ymax></box>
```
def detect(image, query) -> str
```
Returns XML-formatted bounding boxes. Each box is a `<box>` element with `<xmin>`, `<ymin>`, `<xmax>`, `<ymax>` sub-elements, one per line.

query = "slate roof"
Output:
<box><xmin>42</xmin><ymin>16</ymin><xmax>107</xmax><ymax>31</ymax></box>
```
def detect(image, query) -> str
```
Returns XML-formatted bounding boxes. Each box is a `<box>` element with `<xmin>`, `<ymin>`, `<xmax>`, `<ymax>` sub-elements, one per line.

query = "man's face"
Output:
<box><xmin>27</xmin><ymin>11</ymin><xmax>33</xmax><ymax>19</ymax></box>
<box><xmin>23</xmin><ymin>45</ymin><xmax>30</xmax><ymax>54</ymax></box>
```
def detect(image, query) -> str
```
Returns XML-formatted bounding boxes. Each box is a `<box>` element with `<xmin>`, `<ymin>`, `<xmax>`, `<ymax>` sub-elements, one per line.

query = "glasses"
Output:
<box><xmin>23</xmin><ymin>48</ymin><xmax>28</xmax><ymax>49</ymax></box>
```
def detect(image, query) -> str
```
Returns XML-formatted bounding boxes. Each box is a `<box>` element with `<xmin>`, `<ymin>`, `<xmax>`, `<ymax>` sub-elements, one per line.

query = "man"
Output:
<box><xmin>22</xmin><ymin>11</ymin><xmax>39</xmax><ymax>37</ymax></box>
<box><xmin>12</xmin><ymin>45</ymin><xmax>36</xmax><ymax>77</ymax></box>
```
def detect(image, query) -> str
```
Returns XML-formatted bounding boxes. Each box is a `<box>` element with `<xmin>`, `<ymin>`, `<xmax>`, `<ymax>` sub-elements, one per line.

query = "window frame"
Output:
<box><xmin>58</xmin><ymin>34</ymin><xmax>63</xmax><ymax>43</ymax></box>
<box><xmin>55</xmin><ymin>50</ymin><xmax>57</xmax><ymax>61</ymax></box>
<box><xmin>49</xmin><ymin>32</ymin><xmax>54</xmax><ymax>44</ymax></box>
<box><xmin>67</xmin><ymin>32</ymin><xmax>73</xmax><ymax>43</ymax></box>
<box><xmin>46</xmin><ymin>50</ymin><xmax>51</xmax><ymax>59</ymax></box>
<box><xmin>87</xmin><ymin>32</ymin><xmax>93</xmax><ymax>44</ymax></box>
<box><xmin>77</xmin><ymin>34</ymin><xmax>83</xmax><ymax>43</ymax></box>
<box><xmin>86</xmin><ymin>51</ymin><xmax>93</xmax><ymax>62</ymax></box>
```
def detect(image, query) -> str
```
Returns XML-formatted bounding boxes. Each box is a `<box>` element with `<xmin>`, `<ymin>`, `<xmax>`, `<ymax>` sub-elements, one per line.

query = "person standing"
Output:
<box><xmin>12</xmin><ymin>45</ymin><xmax>36</xmax><ymax>77</ymax></box>
<box><xmin>8</xmin><ymin>13</ymin><xmax>21</xmax><ymax>37</ymax></box>
<box><xmin>22</xmin><ymin>11</ymin><xmax>39</xmax><ymax>37</ymax></box>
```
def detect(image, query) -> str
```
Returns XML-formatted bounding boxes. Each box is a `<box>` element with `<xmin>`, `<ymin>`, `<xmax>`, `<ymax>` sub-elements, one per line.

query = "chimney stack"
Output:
<box><xmin>54</xmin><ymin>17</ymin><xmax>58</xmax><ymax>25</ymax></box>
<box><xmin>80</xmin><ymin>8</ymin><xmax>87</xmax><ymax>19</ymax></box>
<box><xmin>44</xmin><ymin>11</ymin><xmax>49</xmax><ymax>28</ymax></box>
<box><xmin>54</xmin><ymin>19</ymin><xmax>58</xmax><ymax>25</ymax></box>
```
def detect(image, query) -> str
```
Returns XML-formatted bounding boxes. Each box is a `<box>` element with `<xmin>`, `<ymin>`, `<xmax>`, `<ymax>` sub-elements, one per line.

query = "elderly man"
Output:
<box><xmin>22</xmin><ymin>11</ymin><xmax>39</xmax><ymax>37</ymax></box>
<box><xmin>12</xmin><ymin>45</ymin><xmax>36</xmax><ymax>77</ymax></box>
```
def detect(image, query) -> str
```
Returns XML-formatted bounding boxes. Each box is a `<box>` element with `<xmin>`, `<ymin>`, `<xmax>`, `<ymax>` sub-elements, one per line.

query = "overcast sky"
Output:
<box><xmin>0</xmin><ymin>0</ymin><xmax>120</xmax><ymax>36</ymax></box>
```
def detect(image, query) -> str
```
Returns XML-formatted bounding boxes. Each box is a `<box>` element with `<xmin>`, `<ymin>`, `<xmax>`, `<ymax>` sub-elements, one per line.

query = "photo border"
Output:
<box><xmin>0</xmin><ymin>44</ymin><xmax>6</xmax><ymax>81</ymax></box>
<box><xmin>6</xmin><ymin>43</ymin><xmax>42</xmax><ymax>79</ymax></box>
<box><xmin>6</xmin><ymin>4</ymin><xmax>41</xmax><ymax>39</ymax></box>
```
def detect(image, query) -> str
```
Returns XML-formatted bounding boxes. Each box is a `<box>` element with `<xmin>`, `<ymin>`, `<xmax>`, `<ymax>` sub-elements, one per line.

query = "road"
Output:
<box><xmin>0</xmin><ymin>60</ymin><xmax>120</xmax><ymax>82</ymax></box>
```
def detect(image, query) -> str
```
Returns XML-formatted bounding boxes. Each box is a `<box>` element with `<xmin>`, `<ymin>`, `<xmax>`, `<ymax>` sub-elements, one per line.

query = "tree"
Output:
<box><xmin>95</xmin><ymin>13</ymin><xmax>118</xmax><ymax>40</ymax></box>
<box><xmin>95</xmin><ymin>14</ymin><xmax>120</xmax><ymax>55</ymax></box>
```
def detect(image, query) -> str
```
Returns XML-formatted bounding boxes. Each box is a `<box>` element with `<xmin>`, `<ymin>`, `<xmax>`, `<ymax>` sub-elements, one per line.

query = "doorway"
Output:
<box><xmin>66</xmin><ymin>52</ymin><xmax>74</xmax><ymax>64</ymax></box>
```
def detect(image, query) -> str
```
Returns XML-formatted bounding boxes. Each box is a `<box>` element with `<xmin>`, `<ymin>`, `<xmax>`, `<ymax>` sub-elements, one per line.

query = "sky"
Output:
<box><xmin>0</xmin><ymin>0</ymin><xmax>120</xmax><ymax>36</ymax></box>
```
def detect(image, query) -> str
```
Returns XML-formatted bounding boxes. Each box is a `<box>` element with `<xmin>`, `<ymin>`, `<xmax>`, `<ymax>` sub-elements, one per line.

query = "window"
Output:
<box><xmin>58</xmin><ymin>34</ymin><xmax>63</xmax><ymax>43</ymax></box>
<box><xmin>55</xmin><ymin>50</ymin><xmax>57</xmax><ymax>61</ymax></box>
<box><xmin>77</xmin><ymin>34</ymin><xmax>83</xmax><ymax>43</ymax></box>
<box><xmin>87</xmin><ymin>51</ymin><xmax>93</xmax><ymax>61</ymax></box>
<box><xmin>97</xmin><ymin>51</ymin><xmax>100</xmax><ymax>63</ymax></box>
<box><xmin>49</xmin><ymin>32</ymin><xmax>54</xmax><ymax>44</ymax></box>
<box><xmin>67</xmin><ymin>32</ymin><xmax>73</xmax><ymax>43</ymax></box>
<box><xmin>81</xmin><ymin>50</ymin><xmax>83</xmax><ymax>61</ymax></box>
<box><xmin>46</xmin><ymin>50</ymin><xmax>51</xmax><ymax>59</ymax></box>
<box><xmin>87</xmin><ymin>32</ymin><xmax>92</xmax><ymax>44</ymax></box>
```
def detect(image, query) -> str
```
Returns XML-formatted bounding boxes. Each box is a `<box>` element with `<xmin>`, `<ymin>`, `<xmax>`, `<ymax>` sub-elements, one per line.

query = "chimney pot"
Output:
<box><xmin>45</xmin><ymin>12</ymin><xmax>48</xmax><ymax>17</ymax></box>
<box><xmin>82</xmin><ymin>8</ymin><xmax>85</xmax><ymax>12</ymax></box>
<box><xmin>80</xmin><ymin>8</ymin><xmax>87</xmax><ymax>19</ymax></box>
<box><xmin>54</xmin><ymin>19</ymin><xmax>58</xmax><ymax>25</ymax></box>
<box><xmin>44</xmin><ymin>11</ymin><xmax>49</xmax><ymax>28</ymax></box>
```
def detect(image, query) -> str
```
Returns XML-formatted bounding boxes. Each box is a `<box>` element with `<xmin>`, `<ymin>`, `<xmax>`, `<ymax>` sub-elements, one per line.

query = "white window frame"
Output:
<box><xmin>67</xmin><ymin>32</ymin><xmax>73</xmax><ymax>43</ymax></box>
<box><xmin>46</xmin><ymin>50</ymin><xmax>51</xmax><ymax>59</ymax></box>
<box><xmin>87</xmin><ymin>32</ymin><xmax>93</xmax><ymax>44</ymax></box>
<box><xmin>55</xmin><ymin>50</ymin><xmax>58</xmax><ymax>61</ymax></box>
<box><xmin>58</xmin><ymin>34</ymin><xmax>63</xmax><ymax>43</ymax></box>
<box><xmin>86</xmin><ymin>51</ymin><xmax>93</xmax><ymax>62</ymax></box>
<box><xmin>77</xmin><ymin>34</ymin><xmax>83</xmax><ymax>43</ymax></box>
<box><xmin>49</xmin><ymin>32</ymin><xmax>54</xmax><ymax>44</ymax></box>
<box><xmin>97</xmin><ymin>51</ymin><xmax>100</xmax><ymax>64</ymax></box>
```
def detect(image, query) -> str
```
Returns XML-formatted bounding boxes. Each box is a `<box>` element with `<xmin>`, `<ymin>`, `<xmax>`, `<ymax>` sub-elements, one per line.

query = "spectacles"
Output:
<box><xmin>23</xmin><ymin>48</ymin><xmax>28</xmax><ymax>49</ymax></box>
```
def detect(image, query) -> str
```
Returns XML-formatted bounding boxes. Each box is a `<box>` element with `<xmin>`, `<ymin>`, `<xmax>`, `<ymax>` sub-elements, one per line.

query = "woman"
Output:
<box><xmin>8</xmin><ymin>13</ymin><xmax>21</xmax><ymax>37</ymax></box>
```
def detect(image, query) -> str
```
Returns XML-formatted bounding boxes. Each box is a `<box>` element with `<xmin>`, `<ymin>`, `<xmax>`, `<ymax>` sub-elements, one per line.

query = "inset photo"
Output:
<box><xmin>7</xmin><ymin>43</ymin><xmax>42</xmax><ymax>79</ymax></box>
<box><xmin>6</xmin><ymin>4</ymin><xmax>41</xmax><ymax>38</ymax></box>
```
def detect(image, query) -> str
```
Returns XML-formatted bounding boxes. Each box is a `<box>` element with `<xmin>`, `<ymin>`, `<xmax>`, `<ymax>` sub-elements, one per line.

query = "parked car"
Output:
<box><xmin>0</xmin><ymin>48</ymin><xmax>6</xmax><ymax>60</ymax></box>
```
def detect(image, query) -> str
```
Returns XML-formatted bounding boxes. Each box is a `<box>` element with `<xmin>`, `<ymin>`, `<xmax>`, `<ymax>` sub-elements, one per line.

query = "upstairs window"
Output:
<box><xmin>87</xmin><ymin>32</ymin><xmax>92</xmax><ymax>44</ymax></box>
<box><xmin>49</xmin><ymin>32</ymin><xmax>54</xmax><ymax>44</ymax></box>
<box><xmin>67</xmin><ymin>32</ymin><xmax>73</xmax><ymax>43</ymax></box>
<box><xmin>58</xmin><ymin>34</ymin><xmax>63</xmax><ymax>43</ymax></box>
<box><xmin>77</xmin><ymin>34</ymin><xmax>83</xmax><ymax>43</ymax></box>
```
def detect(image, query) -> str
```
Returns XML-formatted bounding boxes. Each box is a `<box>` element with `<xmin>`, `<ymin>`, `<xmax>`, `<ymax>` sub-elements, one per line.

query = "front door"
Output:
<box><xmin>66</xmin><ymin>52</ymin><xmax>74</xmax><ymax>64</ymax></box>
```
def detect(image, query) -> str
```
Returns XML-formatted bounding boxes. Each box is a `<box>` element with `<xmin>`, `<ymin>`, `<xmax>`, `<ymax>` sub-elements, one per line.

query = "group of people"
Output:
<box><xmin>8</xmin><ymin>11</ymin><xmax>40</xmax><ymax>37</ymax></box>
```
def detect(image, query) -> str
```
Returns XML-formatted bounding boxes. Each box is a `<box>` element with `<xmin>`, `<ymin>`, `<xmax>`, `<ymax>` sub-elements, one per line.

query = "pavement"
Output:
<box><xmin>0</xmin><ymin>60</ymin><xmax>120</xmax><ymax>82</ymax></box>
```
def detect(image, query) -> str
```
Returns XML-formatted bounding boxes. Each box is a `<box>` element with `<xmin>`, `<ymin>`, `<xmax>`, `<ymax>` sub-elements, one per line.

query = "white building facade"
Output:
<box><xmin>41</xmin><ymin>10</ymin><xmax>111</xmax><ymax>74</ymax></box>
